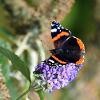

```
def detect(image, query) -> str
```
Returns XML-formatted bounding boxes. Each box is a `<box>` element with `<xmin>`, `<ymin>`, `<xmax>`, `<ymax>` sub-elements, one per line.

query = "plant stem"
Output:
<box><xmin>16</xmin><ymin>85</ymin><xmax>31</xmax><ymax>100</ymax></box>
<box><xmin>37</xmin><ymin>90</ymin><xmax>44</xmax><ymax>100</ymax></box>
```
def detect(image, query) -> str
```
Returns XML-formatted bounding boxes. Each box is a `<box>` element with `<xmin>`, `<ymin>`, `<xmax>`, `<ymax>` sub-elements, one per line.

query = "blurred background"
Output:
<box><xmin>0</xmin><ymin>0</ymin><xmax>100</xmax><ymax>100</ymax></box>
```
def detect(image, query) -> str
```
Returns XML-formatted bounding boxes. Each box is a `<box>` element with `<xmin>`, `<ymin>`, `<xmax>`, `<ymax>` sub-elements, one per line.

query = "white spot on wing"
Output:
<box><xmin>61</xmin><ymin>26</ymin><xmax>64</xmax><ymax>29</ymax></box>
<box><xmin>51</xmin><ymin>24</ymin><xmax>54</xmax><ymax>26</ymax></box>
<box><xmin>57</xmin><ymin>27</ymin><xmax>60</xmax><ymax>29</ymax></box>
<box><xmin>49</xmin><ymin>59</ymin><xmax>55</xmax><ymax>63</ymax></box>
<box><xmin>51</xmin><ymin>28</ymin><xmax>57</xmax><ymax>32</ymax></box>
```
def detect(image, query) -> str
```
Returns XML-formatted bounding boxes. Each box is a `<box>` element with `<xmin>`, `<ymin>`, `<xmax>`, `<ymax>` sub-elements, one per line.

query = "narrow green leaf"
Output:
<box><xmin>0</xmin><ymin>28</ymin><xmax>16</xmax><ymax>45</ymax></box>
<box><xmin>0</xmin><ymin>46</ymin><xmax>31</xmax><ymax>83</ymax></box>
<box><xmin>37</xmin><ymin>90</ymin><xmax>44</xmax><ymax>100</ymax></box>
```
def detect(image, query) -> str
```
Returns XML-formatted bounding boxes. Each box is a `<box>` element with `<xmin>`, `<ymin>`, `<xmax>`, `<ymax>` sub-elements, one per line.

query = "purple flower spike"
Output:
<box><xmin>33</xmin><ymin>61</ymin><xmax>83</xmax><ymax>92</ymax></box>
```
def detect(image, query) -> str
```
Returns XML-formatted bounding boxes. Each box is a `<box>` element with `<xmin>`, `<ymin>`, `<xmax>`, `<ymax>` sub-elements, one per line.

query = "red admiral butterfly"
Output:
<box><xmin>48</xmin><ymin>21</ymin><xmax>85</xmax><ymax>65</ymax></box>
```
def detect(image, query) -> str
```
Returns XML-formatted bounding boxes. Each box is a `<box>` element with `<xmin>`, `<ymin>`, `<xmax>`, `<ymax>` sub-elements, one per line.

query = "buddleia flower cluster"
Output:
<box><xmin>33</xmin><ymin>60</ymin><xmax>83</xmax><ymax>92</ymax></box>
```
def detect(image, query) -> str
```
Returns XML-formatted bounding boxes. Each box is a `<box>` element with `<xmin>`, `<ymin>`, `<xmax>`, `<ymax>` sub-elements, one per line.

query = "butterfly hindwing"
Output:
<box><xmin>51</xmin><ymin>36</ymin><xmax>85</xmax><ymax>64</ymax></box>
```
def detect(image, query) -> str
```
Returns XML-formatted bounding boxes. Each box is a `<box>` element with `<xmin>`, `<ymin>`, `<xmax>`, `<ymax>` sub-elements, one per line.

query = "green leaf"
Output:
<box><xmin>0</xmin><ymin>28</ymin><xmax>16</xmax><ymax>45</ymax></box>
<box><xmin>0</xmin><ymin>46</ymin><xmax>31</xmax><ymax>83</ymax></box>
<box><xmin>37</xmin><ymin>90</ymin><xmax>45</xmax><ymax>100</ymax></box>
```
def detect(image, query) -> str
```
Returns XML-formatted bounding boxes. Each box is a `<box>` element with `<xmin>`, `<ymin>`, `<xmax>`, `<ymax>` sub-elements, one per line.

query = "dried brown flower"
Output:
<box><xmin>0</xmin><ymin>73</ymin><xmax>10</xmax><ymax>100</ymax></box>
<box><xmin>3</xmin><ymin>0</ymin><xmax>75</xmax><ymax>34</ymax></box>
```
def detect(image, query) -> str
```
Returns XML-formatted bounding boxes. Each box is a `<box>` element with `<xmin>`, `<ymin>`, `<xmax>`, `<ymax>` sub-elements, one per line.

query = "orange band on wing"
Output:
<box><xmin>76</xmin><ymin>38</ymin><xmax>85</xmax><ymax>50</ymax></box>
<box><xmin>52</xmin><ymin>55</ymin><xmax>67</xmax><ymax>64</ymax></box>
<box><xmin>76</xmin><ymin>57</ymin><xmax>84</xmax><ymax>65</ymax></box>
<box><xmin>52</xmin><ymin>32</ymin><xmax>69</xmax><ymax>42</ymax></box>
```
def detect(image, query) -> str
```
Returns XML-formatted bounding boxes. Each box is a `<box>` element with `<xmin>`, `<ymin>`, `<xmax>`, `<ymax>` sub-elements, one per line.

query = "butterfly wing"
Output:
<box><xmin>51</xmin><ymin>21</ymin><xmax>71</xmax><ymax>48</ymax></box>
<box><xmin>52</xmin><ymin>36</ymin><xmax>85</xmax><ymax>64</ymax></box>
<box><xmin>50</xmin><ymin>21</ymin><xmax>85</xmax><ymax>65</ymax></box>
